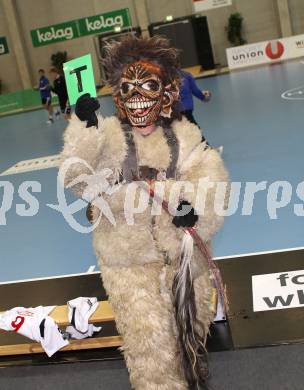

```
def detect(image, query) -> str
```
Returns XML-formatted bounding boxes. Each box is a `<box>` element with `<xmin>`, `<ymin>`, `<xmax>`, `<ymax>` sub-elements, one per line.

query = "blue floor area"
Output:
<box><xmin>0</xmin><ymin>95</ymin><xmax>116</xmax><ymax>173</ymax></box>
<box><xmin>0</xmin><ymin>169</ymin><xmax>97</xmax><ymax>282</ymax></box>
<box><xmin>200</xmin><ymin>61</ymin><xmax>304</xmax><ymax>257</ymax></box>
<box><xmin>0</xmin><ymin>61</ymin><xmax>303</xmax><ymax>282</ymax></box>
<box><xmin>0</xmin><ymin>110</ymin><xmax>63</xmax><ymax>173</ymax></box>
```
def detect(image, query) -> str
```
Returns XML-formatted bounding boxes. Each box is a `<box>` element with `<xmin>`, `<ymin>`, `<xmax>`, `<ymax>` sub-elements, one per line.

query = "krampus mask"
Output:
<box><xmin>102</xmin><ymin>35</ymin><xmax>180</xmax><ymax>128</ymax></box>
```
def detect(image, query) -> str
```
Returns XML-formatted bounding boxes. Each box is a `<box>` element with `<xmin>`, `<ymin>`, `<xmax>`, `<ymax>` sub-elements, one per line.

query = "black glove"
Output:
<box><xmin>172</xmin><ymin>200</ymin><xmax>198</xmax><ymax>228</ymax></box>
<box><xmin>75</xmin><ymin>93</ymin><xmax>100</xmax><ymax>128</ymax></box>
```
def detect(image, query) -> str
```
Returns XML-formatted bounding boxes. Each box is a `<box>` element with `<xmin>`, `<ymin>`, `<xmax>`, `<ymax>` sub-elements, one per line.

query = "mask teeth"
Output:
<box><xmin>131</xmin><ymin>114</ymin><xmax>149</xmax><ymax>125</ymax></box>
<box><xmin>126</xmin><ymin>100</ymin><xmax>156</xmax><ymax>109</ymax></box>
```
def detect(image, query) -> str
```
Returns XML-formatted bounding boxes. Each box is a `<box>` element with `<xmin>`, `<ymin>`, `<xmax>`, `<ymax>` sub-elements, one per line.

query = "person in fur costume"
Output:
<box><xmin>61</xmin><ymin>35</ymin><xmax>229</xmax><ymax>390</ymax></box>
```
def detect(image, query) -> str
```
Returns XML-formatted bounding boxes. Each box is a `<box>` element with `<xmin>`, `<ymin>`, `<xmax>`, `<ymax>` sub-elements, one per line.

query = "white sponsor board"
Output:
<box><xmin>252</xmin><ymin>269</ymin><xmax>304</xmax><ymax>312</ymax></box>
<box><xmin>227</xmin><ymin>34</ymin><xmax>304</xmax><ymax>70</ymax></box>
<box><xmin>193</xmin><ymin>0</ymin><xmax>232</xmax><ymax>12</ymax></box>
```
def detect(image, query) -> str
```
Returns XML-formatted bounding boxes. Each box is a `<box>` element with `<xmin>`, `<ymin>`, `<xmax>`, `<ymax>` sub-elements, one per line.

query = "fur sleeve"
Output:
<box><xmin>60</xmin><ymin>114</ymin><xmax>106</xmax><ymax>196</ymax></box>
<box><xmin>179</xmin><ymin>145</ymin><xmax>229</xmax><ymax>241</ymax></box>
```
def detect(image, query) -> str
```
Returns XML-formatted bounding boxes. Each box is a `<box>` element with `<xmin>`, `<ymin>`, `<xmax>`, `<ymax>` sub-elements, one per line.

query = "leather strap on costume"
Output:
<box><xmin>121</xmin><ymin>123</ymin><xmax>179</xmax><ymax>182</ymax></box>
<box><xmin>163</xmin><ymin>127</ymin><xmax>179</xmax><ymax>179</ymax></box>
<box><xmin>121</xmin><ymin>123</ymin><xmax>139</xmax><ymax>182</ymax></box>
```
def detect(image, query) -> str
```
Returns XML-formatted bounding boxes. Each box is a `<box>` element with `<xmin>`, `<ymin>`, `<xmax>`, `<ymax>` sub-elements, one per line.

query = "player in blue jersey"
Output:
<box><xmin>38</xmin><ymin>69</ymin><xmax>54</xmax><ymax>124</ymax></box>
<box><xmin>179</xmin><ymin>69</ymin><xmax>211</xmax><ymax>127</ymax></box>
<box><xmin>179</xmin><ymin>70</ymin><xmax>223</xmax><ymax>153</ymax></box>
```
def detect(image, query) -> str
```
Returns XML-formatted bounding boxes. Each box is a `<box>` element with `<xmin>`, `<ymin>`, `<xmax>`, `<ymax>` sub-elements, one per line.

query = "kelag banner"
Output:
<box><xmin>31</xmin><ymin>8</ymin><xmax>131</xmax><ymax>47</ymax></box>
<box><xmin>0</xmin><ymin>37</ymin><xmax>9</xmax><ymax>55</ymax></box>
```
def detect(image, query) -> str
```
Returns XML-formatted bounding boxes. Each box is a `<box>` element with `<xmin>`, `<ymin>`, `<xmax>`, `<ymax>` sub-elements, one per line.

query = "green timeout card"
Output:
<box><xmin>63</xmin><ymin>54</ymin><xmax>96</xmax><ymax>105</ymax></box>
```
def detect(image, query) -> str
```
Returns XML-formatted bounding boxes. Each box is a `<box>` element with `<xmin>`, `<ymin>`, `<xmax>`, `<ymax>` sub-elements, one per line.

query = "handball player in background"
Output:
<box><xmin>49</xmin><ymin>67</ymin><xmax>71</xmax><ymax>120</ymax></box>
<box><xmin>179</xmin><ymin>69</ymin><xmax>211</xmax><ymax>127</ymax></box>
<box><xmin>37</xmin><ymin>69</ymin><xmax>54</xmax><ymax>124</ymax></box>
<box><xmin>179</xmin><ymin>69</ymin><xmax>223</xmax><ymax>153</ymax></box>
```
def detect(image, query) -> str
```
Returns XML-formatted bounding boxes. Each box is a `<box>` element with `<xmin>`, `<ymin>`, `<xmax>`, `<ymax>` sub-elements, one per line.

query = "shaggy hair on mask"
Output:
<box><xmin>102</xmin><ymin>35</ymin><xmax>181</xmax><ymax>89</ymax></box>
<box><xmin>102</xmin><ymin>35</ymin><xmax>182</xmax><ymax>125</ymax></box>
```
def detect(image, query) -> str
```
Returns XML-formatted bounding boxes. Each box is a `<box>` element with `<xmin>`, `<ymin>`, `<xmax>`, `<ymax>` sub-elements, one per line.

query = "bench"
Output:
<box><xmin>0</xmin><ymin>270</ymin><xmax>222</xmax><ymax>361</ymax></box>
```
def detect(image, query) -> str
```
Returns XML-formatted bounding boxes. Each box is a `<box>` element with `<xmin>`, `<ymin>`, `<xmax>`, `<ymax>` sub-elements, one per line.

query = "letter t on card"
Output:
<box><xmin>63</xmin><ymin>54</ymin><xmax>97</xmax><ymax>105</ymax></box>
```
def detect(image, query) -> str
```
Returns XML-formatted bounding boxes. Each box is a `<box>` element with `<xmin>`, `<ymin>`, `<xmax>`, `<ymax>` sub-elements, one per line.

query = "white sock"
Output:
<box><xmin>67</xmin><ymin>297</ymin><xmax>99</xmax><ymax>334</ymax></box>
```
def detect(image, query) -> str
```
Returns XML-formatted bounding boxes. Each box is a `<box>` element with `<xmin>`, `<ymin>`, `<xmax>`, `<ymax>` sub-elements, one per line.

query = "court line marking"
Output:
<box><xmin>281</xmin><ymin>61</ymin><xmax>304</xmax><ymax>99</ymax></box>
<box><xmin>281</xmin><ymin>85</ymin><xmax>304</xmax><ymax>100</ymax></box>
<box><xmin>1</xmin><ymin>246</ymin><xmax>304</xmax><ymax>286</ymax></box>
<box><xmin>0</xmin><ymin>154</ymin><xmax>62</xmax><ymax>176</ymax></box>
